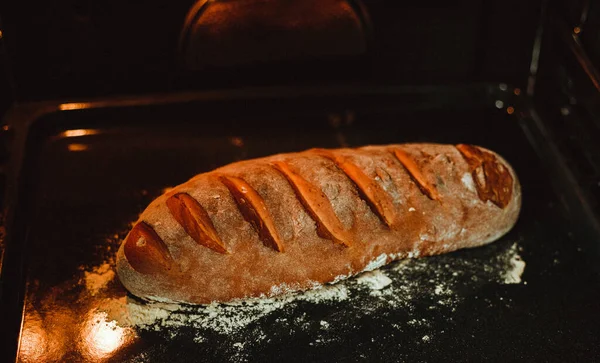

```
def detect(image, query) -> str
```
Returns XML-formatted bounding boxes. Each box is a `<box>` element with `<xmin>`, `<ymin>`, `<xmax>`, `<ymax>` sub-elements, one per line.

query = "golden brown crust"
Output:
<box><xmin>312</xmin><ymin>148</ymin><xmax>399</xmax><ymax>228</ymax></box>
<box><xmin>220</xmin><ymin>175</ymin><xmax>284</xmax><ymax>252</ymax></box>
<box><xmin>116</xmin><ymin>143</ymin><xmax>521</xmax><ymax>304</ymax></box>
<box><xmin>123</xmin><ymin>222</ymin><xmax>174</xmax><ymax>274</ymax></box>
<box><xmin>456</xmin><ymin>144</ymin><xmax>514</xmax><ymax>208</ymax></box>
<box><xmin>271</xmin><ymin>160</ymin><xmax>353</xmax><ymax>247</ymax></box>
<box><xmin>391</xmin><ymin>148</ymin><xmax>441</xmax><ymax>201</ymax></box>
<box><xmin>166</xmin><ymin>193</ymin><xmax>228</xmax><ymax>254</ymax></box>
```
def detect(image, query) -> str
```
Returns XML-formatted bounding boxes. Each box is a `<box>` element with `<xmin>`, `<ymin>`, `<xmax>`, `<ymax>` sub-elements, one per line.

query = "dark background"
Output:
<box><xmin>0</xmin><ymin>0</ymin><xmax>550</xmax><ymax>109</ymax></box>
<box><xmin>1</xmin><ymin>0</ymin><xmax>597</xmax><ymax>114</ymax></box>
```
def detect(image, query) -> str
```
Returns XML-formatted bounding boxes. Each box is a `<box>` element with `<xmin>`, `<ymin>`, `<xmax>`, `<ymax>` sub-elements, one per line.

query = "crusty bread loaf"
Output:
<box><xmin>116</xmin><ymin>143</ymin><xmax>521</xmax><ymax>304</ymax></box>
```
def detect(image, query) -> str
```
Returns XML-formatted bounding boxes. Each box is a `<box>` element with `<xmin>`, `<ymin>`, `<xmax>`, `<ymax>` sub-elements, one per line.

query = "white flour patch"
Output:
<box><xmin>356</xmin><ymin>270</ymin><xmax>393</xmax><ymax>291</ymax></box>
<box><xmin>82</xmin><ymin>262</ymin><xmax>115</xmax><ymax>296</ymax></box>
<box><xmin>502</xmin><ymin>244</ymin><xmax>526</xmax><ymax>284</ymax></box>
<box><xmin>332</xmin><ymin>272</ymin><xmax>353</xmax><ymax>284</ymax></box>
<box><xmin>461</xmin><ymin>173</ymin><xmax>476</xmax><ymax>193</ymax></box>
<box><xmin>364</xmin><ymin>253</ymin><xmax>388</xmax><ymax>272</ymax></box>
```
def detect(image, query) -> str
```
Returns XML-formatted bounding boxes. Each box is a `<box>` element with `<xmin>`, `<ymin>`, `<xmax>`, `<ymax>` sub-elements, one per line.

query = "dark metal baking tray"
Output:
<box><xmin>1</xmin><ymin>84</ymin><xmax>599</xmax><ymax>362</ymax></box>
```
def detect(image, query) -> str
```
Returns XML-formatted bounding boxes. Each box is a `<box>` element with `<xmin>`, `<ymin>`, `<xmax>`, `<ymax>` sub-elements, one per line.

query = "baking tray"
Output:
<box><xmin>1</xmin><ymin>85</ymin><xmax>599</xmax><ymax>362</ymax></box>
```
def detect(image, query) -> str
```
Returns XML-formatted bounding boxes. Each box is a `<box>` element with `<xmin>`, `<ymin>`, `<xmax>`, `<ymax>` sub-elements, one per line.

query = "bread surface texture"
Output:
<box><xmin>116</xmin><ymin>143</ymin><xmax>521</xmax><ymax>304</ymax></box>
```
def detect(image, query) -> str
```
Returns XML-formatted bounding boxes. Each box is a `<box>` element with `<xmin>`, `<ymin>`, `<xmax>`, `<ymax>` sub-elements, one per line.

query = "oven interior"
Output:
<box><xmin>1</xmin><ymin>0</ymin><xmax>600</xmax><ymax>362</ymax></box>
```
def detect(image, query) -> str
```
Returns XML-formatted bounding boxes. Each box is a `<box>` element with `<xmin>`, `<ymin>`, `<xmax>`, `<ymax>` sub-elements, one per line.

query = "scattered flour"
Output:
<box><xmin>125</xmin><ymin>283</ymin><xmax>349</xmax><ymax>335</ymax></box>
<box><xmin>82</xmin><ymin>263</ymin><xmax>115</xmax><ymax>296</ymax></box>
<box><xmin>363</xmin><ymin>253</ymin><xmax>388</xmax><ymax>272</ymax></box>
<box><xmin>461</xmin><ymin>173</ymin><xmax>476</xmax><ymax>192</ymax></box>
<box><xmin>503</xmin><ymin>245</ymin><xmax>526</xmax><ymax>284</ymax></box>
<box><xmin>115</xmin><ymin>242</ymin><xmax>526</xmax><ymax>341</ymax></box>
<box><xmin>356</xmin><ymin>270</ymin><xmax>393</xmax><ymax>290</ymax></box>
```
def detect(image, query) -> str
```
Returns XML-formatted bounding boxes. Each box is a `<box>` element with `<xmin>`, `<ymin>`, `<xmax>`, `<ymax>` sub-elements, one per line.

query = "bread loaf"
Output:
<box><xmin>116</xmin><ymin>143</ymin><xmax>521</xmax><ymax>304</ymax></box>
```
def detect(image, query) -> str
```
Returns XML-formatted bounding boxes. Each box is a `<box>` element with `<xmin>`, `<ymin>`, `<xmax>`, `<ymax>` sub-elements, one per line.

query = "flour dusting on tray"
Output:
<box><xmin>22</xmin><ymin>238</ymin><xmax>528</xmax><ymax>363</ymax></box>
<box><xmin>503</xmin><ymin>244</ymin><xmax>526</xmax><ymax>284</ymax></box>
<box><xmin>110</xmin><ymin>241</ymin><xmax>526</xmax><ymax>341</ymax></box>
<box><xmin>81</xmin><ymin>262</ymin><xmax>115</xmax><ymax>296</ymax></box>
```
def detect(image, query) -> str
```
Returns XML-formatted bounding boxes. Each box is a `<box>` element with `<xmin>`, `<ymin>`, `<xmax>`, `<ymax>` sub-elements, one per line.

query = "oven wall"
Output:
<box><xmin>0</xmin><ymin>0</ymin><xmax>541</xmax><ymax>102</ymax></box>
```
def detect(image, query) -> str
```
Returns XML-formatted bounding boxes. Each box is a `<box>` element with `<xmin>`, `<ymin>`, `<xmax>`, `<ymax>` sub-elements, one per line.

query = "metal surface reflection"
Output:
<box><xmin>59</xmin><ymin>103</ymin><xmax>92</xmax><ymax>111</ymax></box>
<box><xmin>19</xmin><ymin>310</ymin><xmax>66</xmax><ymax>362</ymax></box>
<box><xmin>62</xmin><ymin>129</ymin><xmax>100</xmax><ymax>138</ymax></box>
<box><xmin>19</xmin><ymin>252</ymin><xmax>135</xmax><ymax>362</ymax></box>
<box><xmin>19</xmin><ymin>318</ymin><xmax>48</xmax><ymax>362</ymax></box>
<box><xmin>68</xmin><ymin>143</ymin><xmax>89</xmax><ymax>151</ymax></box>
<box><xmin>80</xmin><ymin>311</ymin><xmax>134</xmax><ymax>360</ymax></box>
